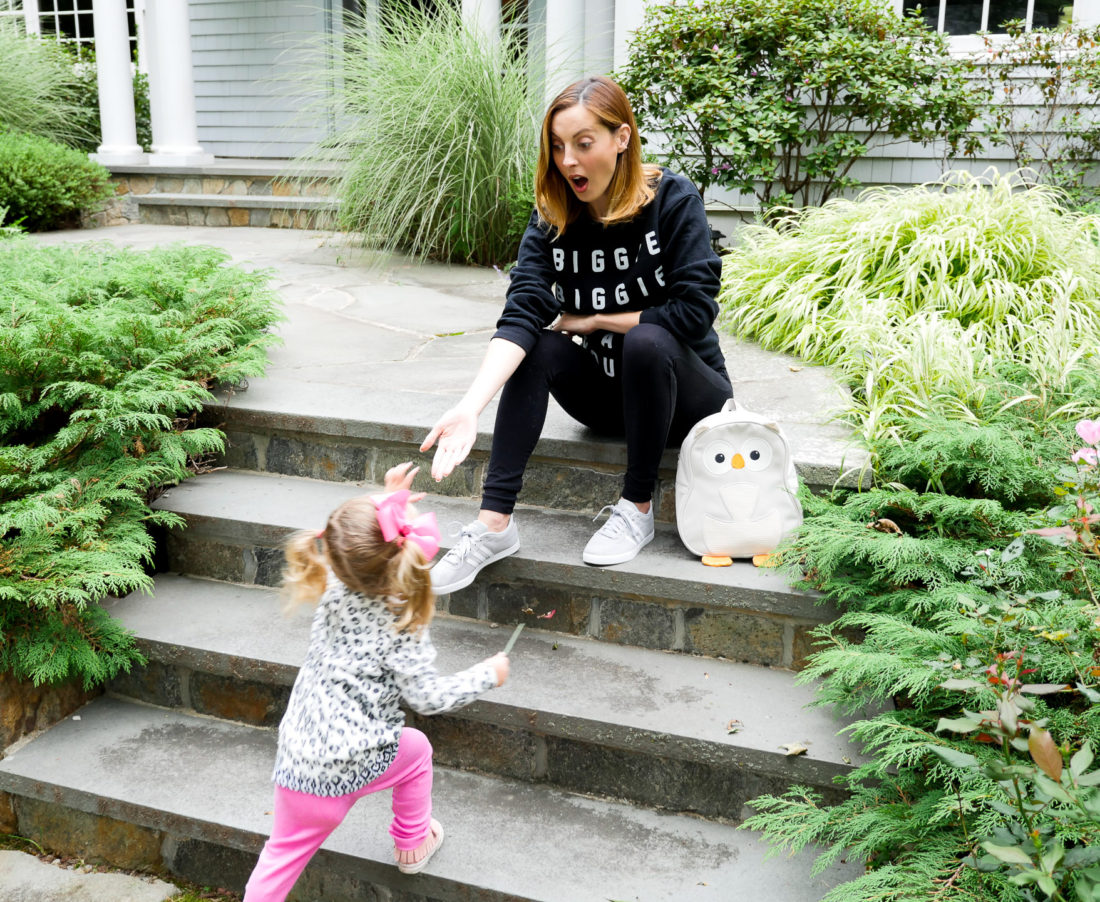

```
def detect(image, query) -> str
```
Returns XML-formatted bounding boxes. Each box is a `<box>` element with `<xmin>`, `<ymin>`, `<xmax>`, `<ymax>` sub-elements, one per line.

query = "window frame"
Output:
<box><xmin>891</xmin><ymin>0</ymin><xmax>1091</xmax><ymax>51</ymax></box>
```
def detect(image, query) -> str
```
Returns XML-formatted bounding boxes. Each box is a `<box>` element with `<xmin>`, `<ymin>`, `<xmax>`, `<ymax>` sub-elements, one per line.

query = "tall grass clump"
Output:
<box><xmin>0</xmin><ymin>237</ymin><xmax>282</xmax><ymax>688</ymax></box>
<box><xmin>0</xmin><ymin>23</ymin><xmax>93</xmax><ymax>147</ymax></box>
<box><xmin>299</xmin><ymin>3</ymin><xmax>537</xmax><ymax>266</ymax></box>
<box><xmin>718</xmin><ymin>170</ymin><xmax>1100</xmax><ymax>447</ymax></box>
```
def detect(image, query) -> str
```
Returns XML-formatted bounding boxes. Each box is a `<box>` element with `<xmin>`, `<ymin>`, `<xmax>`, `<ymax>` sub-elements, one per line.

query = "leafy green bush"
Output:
<box><xmin>0</xmin><ymin>130</ymin><xmax>114</xmax><ymax>231</ymax></box>
<box><xmin>0</xmin><ymin>23</ymin><xmax>94</xmax><ymax>147</ymax></box>
<box><xmin>0</xmin><ymin>237</ymin><xmax>282</xmax><ymax>688</ymax></box>
<box><xmin>300</xmin><ymin>3</ymin><xmax>536</xmax><ymax>265</ymax></box>
<box><xmin>972</xmin><ymin>24</ymin><xmax>1100</xmax><ymax>206</ymax></box>
<box><xmin>617</xmin><ymin>0</ymin><xmax>981</xmax><ymax>211</ymax></box>
<box><xmin>718</xmin><ymin>171</ymin><xmax>1100</xmax><ymax>447</ymax></box>
<box><xmin>743</xmin><ymin>376</ymin><xmax>1100</xmax><ymax>902</ymax></box>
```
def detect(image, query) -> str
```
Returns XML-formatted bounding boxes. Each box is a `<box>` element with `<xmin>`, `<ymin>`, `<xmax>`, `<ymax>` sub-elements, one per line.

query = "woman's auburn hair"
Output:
<box><xmin>534</xmin><ymin>75</ymin><xmax>662</xmax><ymax>237</ymax></box>
<box><xmin>282</xmin><ymin>496</ymin><xmax>434</xmax><ymax>634</ymax></box>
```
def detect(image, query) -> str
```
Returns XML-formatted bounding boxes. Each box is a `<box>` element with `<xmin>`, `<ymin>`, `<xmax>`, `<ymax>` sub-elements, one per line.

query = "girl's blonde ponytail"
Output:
<box><xmin>385</xmin><ymin>541</ymin><xmax>435</xmax><ymax>634</ymax></box>
<box><xmin>283</xmin><ymin>531</ymin><xmax>329</xmax><ymax>607</ymax></box>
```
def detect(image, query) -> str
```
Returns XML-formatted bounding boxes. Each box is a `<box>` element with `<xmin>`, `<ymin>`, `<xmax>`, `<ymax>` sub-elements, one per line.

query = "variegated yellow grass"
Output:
<box><xmin>719</xmin><ymin>169</ymin><xmax>1100</xmax><ymax>446</ymax></box>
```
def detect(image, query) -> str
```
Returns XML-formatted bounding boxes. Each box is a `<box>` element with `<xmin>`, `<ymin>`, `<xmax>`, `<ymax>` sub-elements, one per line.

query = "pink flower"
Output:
<box><xmin>1073</xmin><ymin>447</ymin><xmax>1098</xmax><ymax>466</ymax></box>
<box><xmin>537</xmin><ymin>609</ymin><xmax>556</xmax><ymax>619</ymax></box>
<box><xmin>712</xmin><ymin>44</ymin><xmax>720</xmax><ymax>52</ymax></box>
<box><xmin>1076</xmin><ymin>419</ymin><xmax>1100</xmax><ymax>446</ymax></box>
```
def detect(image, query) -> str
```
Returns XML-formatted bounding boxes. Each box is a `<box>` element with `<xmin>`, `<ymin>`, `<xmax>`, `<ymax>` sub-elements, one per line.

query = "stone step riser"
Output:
<box><xmin>114</xmin><ymin>172</ymin><xmax>336</xmax><ymax>199</ymax></box>
<box><xmin>2</xmin><ymin>789</ymin><xmax>467</xmax><ymax>902</ymax></box>
<box><xmin>216</xmin><ymin>424</ymin><xmax>680</xmax><ymax>521</ymax></box>
<box><xmin>107</xmin><ymin>654</ymin><xmax>848</xmax><ymax>823</ymax></box>
<box><xmin>158</xmin><ymin>523</ymin><xmax>828</xmax><ymax>670</ymax></box>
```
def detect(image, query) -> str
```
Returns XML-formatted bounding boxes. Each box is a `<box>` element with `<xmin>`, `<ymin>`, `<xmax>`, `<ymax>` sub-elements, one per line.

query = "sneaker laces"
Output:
<box><xmin>592</xmin><ymin>504</ymin><xmax>642</xmax><ymax>542</ymax></box>
<box><xmin>442</xmin><ymin>521</ymin><xmax>478</xmax><ymax>562</ymax></box>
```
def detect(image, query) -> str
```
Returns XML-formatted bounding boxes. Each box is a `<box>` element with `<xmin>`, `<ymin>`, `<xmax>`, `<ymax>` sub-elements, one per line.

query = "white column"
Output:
<box><xmin>90</xmin><ymin>0</ymin><xmax>144</xmax><ymax>165</ymax></box>
<box><xmin>584</xmin><ymin>0</ymin><xmax>615</xmax><ymax>76</ymax></box>
<box><xmin>612</xmin><ymin>0</ymin><xmax>646</xmax><ymax>71</ymax></box>
<box><xmin>462</xmin><ymin>0</ymin><xmax>500</xmax><ymax>47</ymax></box>
<box><xmin>145</xmin><ymin>0</ymin><xmax>212</xmax><ymax>164</ymax></box>
<box><xmin>544</xmin><ymin>0</ymin><xmax>585</xmax><ymax>102</ymax></box>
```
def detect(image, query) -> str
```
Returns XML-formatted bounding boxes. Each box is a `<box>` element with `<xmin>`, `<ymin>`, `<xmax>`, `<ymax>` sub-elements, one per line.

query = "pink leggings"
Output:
<box><xmin>243</xmin><ymin>727</ymin><xmax>433</xmax><ymax>902</ymax></box>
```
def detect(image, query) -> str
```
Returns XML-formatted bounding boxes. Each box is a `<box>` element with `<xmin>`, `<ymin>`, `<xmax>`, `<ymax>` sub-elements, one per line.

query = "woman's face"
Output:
<box><xmin>550</xmin><ymin>103</ymin><xmax>629</xmax><ymax>219</ymax></box>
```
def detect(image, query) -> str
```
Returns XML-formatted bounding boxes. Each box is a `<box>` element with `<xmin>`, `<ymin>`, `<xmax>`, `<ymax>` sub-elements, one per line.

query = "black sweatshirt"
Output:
<box><xmin>494</xmin><ymin>169</ymin><xmax>727</xmax><ymax>381</ymax></box>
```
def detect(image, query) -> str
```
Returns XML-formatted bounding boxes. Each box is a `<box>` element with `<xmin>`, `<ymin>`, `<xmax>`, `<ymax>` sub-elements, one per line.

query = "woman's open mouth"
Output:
<box><xmin>570</xmin><ymin>175</ymin><xmax>589</xmax><ymax>193</ymax></box>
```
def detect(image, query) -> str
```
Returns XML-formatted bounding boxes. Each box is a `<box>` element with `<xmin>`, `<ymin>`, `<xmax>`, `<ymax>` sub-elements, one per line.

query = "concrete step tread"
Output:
<box><xmin>0</xmin><ymin>697</ymin><xmax>861</xmax><ymax>901</ymax></box>
<box><xmin>133</xmin><ymin>193</ymin><xmax>338</xmax><ymax>210</ymax></box>
<box><xmin>209</xmin><ymin>373</ymin><xmax>861</xmax><ymax>489</ymax></box>
<box><xmin>153</xmin><ymin>469</ymin><xmax>834</xmax><ymax>620</ymax></box>
<box><xmin>105</xmin><ymin>574</ymin><xmax>868</xmax><ymax>778</ymax></box>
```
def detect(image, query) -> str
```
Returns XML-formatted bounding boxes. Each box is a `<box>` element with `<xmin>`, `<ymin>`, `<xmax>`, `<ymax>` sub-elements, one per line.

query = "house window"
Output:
<box><xmin>0</xmin><ymin>0</ymin><xmax>28</xmax><ymax>29</ymax></box>
<box><xmin>32</xmin><ymin>0</ymin><xmax>139</xmax><ymax>55</ymax></box>
<box><xmin>902</xmin><ymin>0</ymin><xmax>1074</xmax><ymax>35</ymax></box>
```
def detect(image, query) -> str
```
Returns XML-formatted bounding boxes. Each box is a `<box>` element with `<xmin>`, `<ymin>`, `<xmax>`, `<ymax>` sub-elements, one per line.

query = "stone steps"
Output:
<box><xmin>0</xmin><ymin>696</ymin><xmax>862</xmax><ymax>901</ymax></box>
<box><xmin>205</xmin><ymin>369</ymin><xmax>862</xmax><ymax>518</ymax></box>
<box><xmin>97</xmin><ymin>161</ymin><xmax>339</xmax><ymax>229</ymax></box>
<box><xmin>153</xmin><ymin>469</ymin><xmax>838</xmax><ymax>669</ymax></box>
<box><xmin>103</xmin><ymin>574</ymin><xmax>866</xmax><ymax>821</ymax></box>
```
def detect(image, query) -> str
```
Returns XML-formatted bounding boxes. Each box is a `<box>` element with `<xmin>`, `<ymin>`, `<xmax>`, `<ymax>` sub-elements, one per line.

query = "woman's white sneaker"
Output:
<box><xmin>430</xmin><ymin>518</ymin><xmax>520</xmax><ymax>594</ymax></box>
<box><xmin>582</xmin><ymin>499</ymin><xmax>654</xmax><ymax>566</ymax></box>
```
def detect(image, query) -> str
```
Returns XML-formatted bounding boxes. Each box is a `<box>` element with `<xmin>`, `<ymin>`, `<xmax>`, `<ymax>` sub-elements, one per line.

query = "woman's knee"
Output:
<box><xmin>623</xmin><ymin>322</ymin><xmax>677</xmax><ymax>367</ymax></box>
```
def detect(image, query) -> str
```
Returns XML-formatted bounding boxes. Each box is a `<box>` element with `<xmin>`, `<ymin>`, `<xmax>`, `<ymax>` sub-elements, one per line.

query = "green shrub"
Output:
<box><xmin>0</xmin><ymin>130</ymin><xmax>114</xmax><ymax>231</ymax></box>
<box><xmin>742</xmin><ymin>373</ymin><xmax>1100</xmax><ymax>901</ymax></box>
<box><xmin>617</xmin><ymin>0</ymin><xmax>981</xmax><ymax>212</ymax></box>
<box><xmin>718</xmin><ymin>170</ymin><xmax>1100</xmax><ymax>447</ymax></box>
<box><xmin>0</xmin><ymin>23</ymin><xmax>94</xmax><ymax>147</ymax></box>
<box><xmin>299</xmin><ymin>3</ymin><xmax>537</xmax><ymax>265</ymax></box>
<box><xmin>0</xmin><ymin>237</ymin><xmax>283</xmax><ymax>688</ymax></box>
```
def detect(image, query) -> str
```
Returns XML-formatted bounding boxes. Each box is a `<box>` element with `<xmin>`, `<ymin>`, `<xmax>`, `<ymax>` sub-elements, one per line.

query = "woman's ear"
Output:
<box><xmin>616</xmin><ymin>123</ymin><xmax>630</xmax><ymax>154</ymax></box>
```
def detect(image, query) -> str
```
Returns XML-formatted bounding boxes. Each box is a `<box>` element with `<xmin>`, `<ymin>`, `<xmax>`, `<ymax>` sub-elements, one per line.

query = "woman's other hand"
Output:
<box><xmin>420</xmin><ymin>406</ymin><xmax>477</xmax><ymax>482</ymax></box>
<box><xmin>553</xmin><ymin>313</ymin><xmax>599</xmax><ymax>336</ymax></box>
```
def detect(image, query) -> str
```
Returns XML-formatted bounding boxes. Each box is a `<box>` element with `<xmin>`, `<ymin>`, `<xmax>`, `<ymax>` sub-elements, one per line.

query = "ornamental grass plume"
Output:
<box><xmin>718</xmin><ymin>170</ymin><xmax>1100</xmax><ymax>445</ymax></box>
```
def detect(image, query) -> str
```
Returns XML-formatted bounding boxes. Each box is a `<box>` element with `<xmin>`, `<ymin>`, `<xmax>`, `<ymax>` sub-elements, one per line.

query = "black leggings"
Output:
<box><xmin>482</xmin><ymin>323</ymin><xmax>733</xmax><ymax>514</ymax></box>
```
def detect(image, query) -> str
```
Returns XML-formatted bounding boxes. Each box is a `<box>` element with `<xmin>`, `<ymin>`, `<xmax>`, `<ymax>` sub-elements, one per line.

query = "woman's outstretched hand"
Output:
<box><xmin>420</xmin><ymin>406</ymin><xmax>477</xmax><ymax>482</ymax></box>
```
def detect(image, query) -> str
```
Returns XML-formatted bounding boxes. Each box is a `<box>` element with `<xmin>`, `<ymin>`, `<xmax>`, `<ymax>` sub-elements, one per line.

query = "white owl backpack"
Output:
<box><xmin>675</xmin><ymin>399</ymin><xmax>803</xmax><ymax>560</ymax></box>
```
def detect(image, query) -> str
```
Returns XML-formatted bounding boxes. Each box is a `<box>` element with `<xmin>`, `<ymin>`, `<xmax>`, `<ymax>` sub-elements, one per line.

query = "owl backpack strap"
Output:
<box><xmin>674</xmin><ymin>396</ymin><xmax>803</xmax><ymax>564</ymax></box>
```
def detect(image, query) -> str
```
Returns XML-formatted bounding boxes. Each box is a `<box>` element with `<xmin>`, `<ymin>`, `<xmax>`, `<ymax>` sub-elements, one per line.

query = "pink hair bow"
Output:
<box><xmin>370</xmin><ymin>489</ymin><xmax>440</xmax><ymax>559</ymax></box>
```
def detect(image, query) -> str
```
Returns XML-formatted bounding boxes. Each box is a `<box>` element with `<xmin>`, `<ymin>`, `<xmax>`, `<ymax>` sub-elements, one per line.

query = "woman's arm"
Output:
<box><xmin>554</xmin><ymin>311</ymin><xmax>641</xmax><ymax>336</ymax></box>
<box><xmin>420</xmin><ymin>337</ymin><xmax>527</xmax><ymax>482</ymax></box>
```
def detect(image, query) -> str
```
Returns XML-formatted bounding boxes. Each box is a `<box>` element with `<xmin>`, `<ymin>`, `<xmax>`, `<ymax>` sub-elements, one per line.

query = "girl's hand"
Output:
<box><xmin>485</xmin><ymin>652</ymin><xmax>510</xmax><ymax>686</ymax></box>
<box><xmin>554</xmin><ymin>313</ymin><xmax>600</xmax><ymax>336</ymax></box>
<box><xmin>383</xmin><ymin>462</ymin><xmax>425</xmax><ymax>501</ymax></box>
<box><xmin>420</xmin><ymin>406</ymin><xmax>477</xmax><ymax>482</ymax></box>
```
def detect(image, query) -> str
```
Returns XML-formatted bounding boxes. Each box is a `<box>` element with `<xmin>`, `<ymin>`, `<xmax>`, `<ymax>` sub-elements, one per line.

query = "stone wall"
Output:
<box><xmin>0</xmin><ymin>672</ymin><xmax>100</xmax><ymax>754</ymax></box>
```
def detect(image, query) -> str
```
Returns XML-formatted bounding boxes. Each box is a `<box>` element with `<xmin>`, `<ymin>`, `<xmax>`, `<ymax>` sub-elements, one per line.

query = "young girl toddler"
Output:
<box><xmin>243</xmin><ymin>462</ymin><xmax>509</xmax><ymax>900</ymax></box>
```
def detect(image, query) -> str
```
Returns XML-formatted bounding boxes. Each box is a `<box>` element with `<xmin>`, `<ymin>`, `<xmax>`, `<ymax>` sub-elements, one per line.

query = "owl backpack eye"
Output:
<box><xmin>744</xmin><ymin>442</ymin><xmax>773</xmax><ymax>471</ymax></box>
<box><xmin>702</xmin><ymin>440</ymin><xmax>734</xmax><ymax>475</ymax></box>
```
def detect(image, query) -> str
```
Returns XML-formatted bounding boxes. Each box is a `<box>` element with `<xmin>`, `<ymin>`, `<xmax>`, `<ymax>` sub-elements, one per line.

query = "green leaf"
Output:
<box><xmin>928</xmin><ymin>744</ymin><xmax>979</xmax><ymax>769</ymax></box>
<box><xmin>981</xmin><ymin>841</ymin><xmax>1034</xmax><ymax>867</ymax></box>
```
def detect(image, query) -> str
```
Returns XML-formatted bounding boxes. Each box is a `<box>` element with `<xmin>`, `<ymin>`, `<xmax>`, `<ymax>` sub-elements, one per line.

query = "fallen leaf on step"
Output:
<box><xmin>521</xmin><ymin>606</ymin><xmax>534</xmax><ymax>615</ymax></box>
<box><xmin>780</xmin><ymin>742</ymin><xmax>810</xmax><ymax>756</ymax></box>
<box><xmin>726</xmin><ymin>719</ymin><xmax>744</xmax><ymax>734</ymax></box>
<box><xmin>788</xmin><ymin>365</ymin><xmax>803</xmax><ymax>372</ymax></box>
<box><xmin>703</xmin><ymin>672</ymin><xmax>710</xmax><ymax>679</ymax></box>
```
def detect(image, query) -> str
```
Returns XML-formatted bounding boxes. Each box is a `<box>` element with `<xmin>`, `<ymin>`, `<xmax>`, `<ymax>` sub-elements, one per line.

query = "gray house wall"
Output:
<box><xmin>188</xmin><ymin>0</ymin><xmax>334</xmax><ymax>158</ymax></box>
